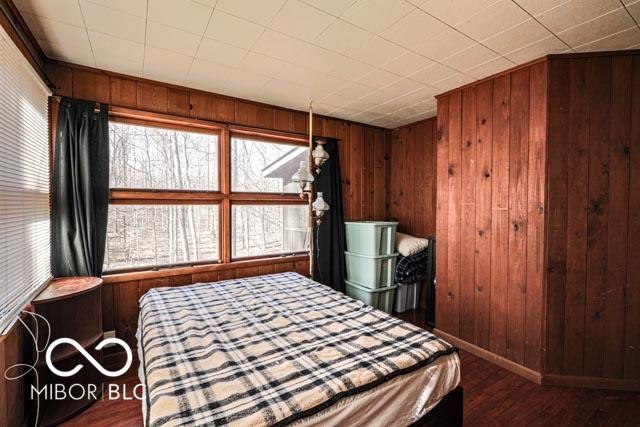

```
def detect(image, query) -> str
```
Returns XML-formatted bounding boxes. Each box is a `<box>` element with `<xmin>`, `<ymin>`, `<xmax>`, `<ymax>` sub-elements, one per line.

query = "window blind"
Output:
<box><xmin>0</xmin><ymin>24</ymin><xmax>52</xmax><ymax>334</ymax></box>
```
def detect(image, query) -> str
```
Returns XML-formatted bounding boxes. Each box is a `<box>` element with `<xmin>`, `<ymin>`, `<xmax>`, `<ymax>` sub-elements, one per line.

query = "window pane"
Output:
<box><xmin>232</xmin><ymin>205</ymin><xmax>308</xmax><ymax>258</ymax></box>
<box><xmin>109</xmin><ymin>122</ymin><xmax>218</xmax><ymax>190</ymax></box>
<box><xmin>104</xmin><ymin>205</ymin><xmax>219</xmax><ymax>271</ymax></box>
<box><xmin>231</xmin><ymin>136</ymin><xmax>306</xmax><ymax>193</ymax></box>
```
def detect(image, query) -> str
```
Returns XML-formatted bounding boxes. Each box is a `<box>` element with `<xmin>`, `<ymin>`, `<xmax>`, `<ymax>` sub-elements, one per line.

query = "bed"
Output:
<box><xmin>137</xmin><ymin>272</ymin><xmax>461</xmax><ymax>427</ymax></box>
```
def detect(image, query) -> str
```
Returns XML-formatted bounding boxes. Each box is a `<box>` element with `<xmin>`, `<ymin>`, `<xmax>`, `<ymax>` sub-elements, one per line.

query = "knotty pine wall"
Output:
<box><xmin>44</xmin><ymin>60</ymin><xmax>391</xmax><ymax>350</ymax></box>
<box><xmin>545</xmin><ymin>53</ymin><xmax>640</xmax><ymax>382</ymax></box>
<box><xmin>434</xmin><ymin>60</ymin><xmax>548</xmax><ymax>373</ymax></box>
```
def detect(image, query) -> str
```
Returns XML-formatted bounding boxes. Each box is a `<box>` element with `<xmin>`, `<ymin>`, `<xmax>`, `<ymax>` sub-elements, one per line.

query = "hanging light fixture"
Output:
<box><xmin>311</xmin><ymin>139</ymin><xmax>329</xmax><ymax>173</ymax></box>
<box><xmin>291</xmin><ymin>160</ymin><xmax>314</xmax><ymax>192</ymax></box>
<box><xmin>312</xmin><ymin>192</ymin><xmax>330</xmax><ymax>225</ymax></box>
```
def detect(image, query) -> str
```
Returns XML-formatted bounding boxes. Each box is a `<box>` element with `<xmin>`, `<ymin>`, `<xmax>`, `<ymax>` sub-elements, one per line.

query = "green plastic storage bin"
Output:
<box><xmin>345</xmin><ymin>251</ymin><xmax>398</xmax><ymax>288</ymax></box>
<box><xmin>346</xmin><ymin>280</ymin><xmax>397</xmax><ymax>314</ymax></box>
<box><xmin>345</xmin><ymin>221</ymin><xmax>399</xmax><ymax>256</ymax></box>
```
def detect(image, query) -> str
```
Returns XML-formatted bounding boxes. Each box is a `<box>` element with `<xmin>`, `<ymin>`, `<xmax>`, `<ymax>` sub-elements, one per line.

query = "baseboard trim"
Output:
<box><xmin>433</xmin><ymin>329</ymin><xmax>542</xmax><ymax>384</ymax></box>
<box><xmin>541</xmin><ymin>374</ymin><xmax>640</xmax><ymax>392</ymax></box>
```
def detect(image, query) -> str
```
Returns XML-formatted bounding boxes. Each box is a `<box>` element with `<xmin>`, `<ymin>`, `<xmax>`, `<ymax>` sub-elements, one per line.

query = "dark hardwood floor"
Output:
<box><xmin>63</xmin><ymin>309</ymin><xmax>640</xmax><ymax>427</ymax></box>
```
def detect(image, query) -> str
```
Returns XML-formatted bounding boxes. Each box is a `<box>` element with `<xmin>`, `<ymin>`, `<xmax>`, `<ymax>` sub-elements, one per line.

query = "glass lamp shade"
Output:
<box><xmin>312</xmin><ymin>192</ymin><xmax>330</xmax><ymax>224</ymax></box>
<box><xmin>312</xmin><ymin>143</ymin><xmax>329</xmax><ymax>171</ymax></box>
<box><xmin>291</xmin><ymin>161</ymin><xmax>314</xmax><ymax>191</ymax></box>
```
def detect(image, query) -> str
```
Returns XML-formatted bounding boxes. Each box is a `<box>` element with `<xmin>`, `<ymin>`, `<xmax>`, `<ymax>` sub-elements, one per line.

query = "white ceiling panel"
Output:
<box><xmin>15</xmin><ymin>0</ymin><xmax>640</xmax><ymax>128</ymax></box>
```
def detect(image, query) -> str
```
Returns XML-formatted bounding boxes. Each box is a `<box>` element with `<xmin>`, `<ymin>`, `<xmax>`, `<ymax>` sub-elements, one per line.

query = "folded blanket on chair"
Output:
<box><xmin>395</xmin><ymin>249</ymin><xmax>430</xmax><ymax>284</ymax></box>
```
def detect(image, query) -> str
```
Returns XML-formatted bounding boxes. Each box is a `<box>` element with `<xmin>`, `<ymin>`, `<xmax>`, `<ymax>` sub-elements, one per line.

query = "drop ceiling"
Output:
<box><xmin>15</xmin><ymin>0</ymin><xmax>640</xmax><ymax>128</ymax></box>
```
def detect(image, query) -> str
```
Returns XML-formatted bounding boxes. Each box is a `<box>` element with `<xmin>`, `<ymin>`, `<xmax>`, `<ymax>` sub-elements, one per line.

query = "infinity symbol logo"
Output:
<box><xmin>45</xmin><ymin>338</ymin><xmax>133</xmax><ymax>378</ymax></box>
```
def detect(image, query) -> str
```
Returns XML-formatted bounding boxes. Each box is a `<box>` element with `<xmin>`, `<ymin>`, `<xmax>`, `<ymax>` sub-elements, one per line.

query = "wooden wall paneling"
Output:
<box><xmin>563</xmin><ymin>58</ymin><xmax>590</xmax><ymax>375</ymax></box>
<box><xmin>506</xmin><ymin>68</ymin><xmax>530</xmax><ymax>365</ymax></box>
<box><xmin>218</xmin><ymin>269</ymin><xmax>237</xmax><ymax>280</ymax></box>
<box><xmin>136</xmin><ymin>82</ymin><xmax>167</xmax><ymax>113</ymax></box>
<box><xmin>256</xmin><ymin>105</ymin><xmax>274</xmax><ymax>129</ymax></box>
<box><xmin>384</xmin><ymin>130</ymin><xmax>392</xmax><ymax>220</ymax></box>
<box><xmin>460</xmin><ymin>86</ymin><xmax>477</xmax><ymax>343</ymax></box>
<box><xmin>236</xmin><ymin>266</ymin><xmax>261</xmax><ymax>278</ymax></box>
<box><xmin>604</xmin><ymin>55</ymin><xmax>632</xmax><ymax>378</ymax></box>
<box><xmin>44</xmin><ymin>61</ymin><xmax>72</xmax><ymax>96</ymax></box>
<box><xmin>293</xmin><ymin>111</ymin><xmax>308</xmax><ymax>134</ymax></box>
<box><xmin>274</xmin><ymin>109</ymin><xmax>294</xmax><ymax>132</ymax></box>
<box><xmin>138</xmin><ymin>274</ymin><xmax>192</xmax><ymax>297</ymax></box>
<box><xmin>489</xmin><ymin>73</ymin><xmax>510</xmax><ymax>358</ymax></box>
<box><xmin>234</xmin><ymin>101</ymin><xmax>257</xmax><ymax>126</ymax></box>
<box><xmin>338</xmin><ymin>121</ymin><xmax>351</xmax><ymax>219</ymax></box>
<box><xmin>102</xmin><ymin>284</ymin><xmax>114</xmax><ymax>332</ymax></box>
<box><xmin>584</xmin><ymin>56</ymin><xmax>612</xmax><ymax>377</ymax></box>
<box><xmin>388</xmin><ymin>129</ymin><xmax>404</xmax><ymax>226</ymax></box>
<box><xmin>273</xmin><ymin>262</ymin><xmax>293</xmax><ymax>273</ymax></box>
<box><xmin>474</xmin><ymin>80</ymin><xmax>493</xmax><ymax>350</ymax></box>
<box><xmin>167</xmin><ymin>88</ymin><xmax>191</xmax><ymax>117</ymax></box>
<box><xmin>545</xmin><ymin>59</ymin><xmax>570</xmax><ymax>374</ymax></box>
<box><xmin>403</xmin><ymin>126</ymin><xmax>416</xmax><ymax>231</ymax></box>
<box><xmin>625</xmin><ymin>55</ymin><xmax>640</xmax><ymax>379</ymax></box>
<box><xmin>524</xmin><ymin>61</ymin><xmax>547</xmax><ymax>371</ymax></box>
<box><xmin>373</xmin><ymin>129</ymin><xmax>386</xmax><ymax>220</ymax></box>
<box><xmin>258</xmin><ymin>264</ymin><xmax>275</xmax><ymax>275</ymax></box>
<box><xmin>192</xmin><ymin>271</ymin><xmax>220</xmax><ymax>283</ymax></box>
<box><xmin>324</xmin><ymin>118</ymin><xmax>338</xmax><ymax>138</ymax></box>
<box><xmin>190</xmin><ymin>92</ymin><xmax>216</xmax><ymax>121</ymax></box>
<box><xmin>113</xmin><ymin>281</ymin><xmax>139</xmax><ymax>349</ymax></box>
<box><xmin>363</xmin><ymin>127</ymin><xmax>375</xmax><ymax>220</ymax></box>
<box><xmin>436</xmin><ymin>96</ymin><xmax>450</xmax><ymax>331</ymax></box>
<box><xmin>349</xmin><ymin>124</ymin><xmax>363</xmax><ymax>220</ymax></box>
<box><xmin>446</xmin><ymin>91</ymin><xmax>462</xmax><ymax>337</ymax></box>
<box><xmin>110</xmin><ymin>77</ymin><xmax>137</xmax><ymax>108</ymax></box>
<box><xmin>215</xmin><ymin>96</ymin><xmax>235</xmax><ymax>123</ymax></box>
<box><xmin>414</xmin><ymin>123</ymin><xmax>426</xmax><ymax>237</ymax></box>
<box><xmin>72</xmin><ymin>68</ymin><xmax>110</xmax><ymax>103</ymax></box>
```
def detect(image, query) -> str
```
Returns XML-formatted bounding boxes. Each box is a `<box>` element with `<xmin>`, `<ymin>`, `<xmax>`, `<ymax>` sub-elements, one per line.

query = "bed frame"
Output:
<box><xmin>411</xmin><ymin>386</ymin><xmax>463</xmax><ymax>427</ymax></box>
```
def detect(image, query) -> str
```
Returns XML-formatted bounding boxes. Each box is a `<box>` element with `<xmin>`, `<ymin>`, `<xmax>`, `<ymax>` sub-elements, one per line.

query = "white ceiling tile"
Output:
<box><xmin>22</xmin><ymin>13</ymin><xmax>91</xmax><ymax>52</ymax></box>
<box><xmin>325</xmin><ymin>56</ymin><xmax>375</xmax><ymax>80</ymax></box>
<box><xmin>216</xmin><ymin>0</ymin><xmax>287</xmax><ymax>25</ymax></box>
<box><xmin>223</xmin><ymin>69</ymin><xmax>270</xmax><ymax>97</ymax></box>
<box><xmin>148</xmin><ymin>0</ymin><xmax>212</xmax><ymax>34</ymax></box>
<box><xmin>511</xmin><ymin>0</ymin><xmax>569</xmax><ymax>17</ymax></box>
<box><xmin>252</xmin><ymin>30</ymin><xmax>307</xmax><ymax>61</ymax></box>
<box><xmin>413</xmin><ymin>0</ymin><xmax>500</xmax><ymax>26</ymax></box>
<box><xmin>482</xmin><ymin>18</ymin><xmax>554</xmax><ymax>55</ymax></box>
<box><xmin>37</xmin><ymin>37</ymin><xmax>94</xmax><ymax>67</ymax></box>
<box><xmin>185</xmin><ymin>57</ymin><xmax>236</xmax><ymax>91</ymax></box>
<box><xmin>80</xmin><ymin>1</ymin><xmax>146</xmax><ymax>43</ymax></box>
<box><xmin>269</xmin><ymin>0</ymin><xmax>334</xmax><ymax>41</ymax></box>
<box><xmin>351</xmin><ymin>36</ymin><xmax>406</xmax><ymax>67</ymax></box>
<box><xmin>82</xmin><ymin>0</ymin><xmax>148</xmax><ymax>18</ymax></box>
<box><xmin>398</xmin><ymin>85</ymin><xmax>438</xmax><ymax>104</ymax></box>
<box><xmin>14</xmin><ymin>0</ymin><xmax>83</xmax><ymax>25</ymax></box>
<box><xmin>415</xmin><ymin>28</ymin><xmax>475</xmax><ymax>61</ymax></box>
<box><xmin>574</xmin><ymin>27</ymin><xmax>640</xmax><ymax>52</ymax></box>
<box><xmin>334</xmin><ymin>82</ymin><xmax>372</xmax><ymax>99</ymax></box>
<box><xmin>441</xmin><ymin>43</ymin><xmax>500</xmax><ymax>72</ymax></box>
<box><xmin>274</xmin><ymin>63</ymin><xmax>324</xmax><ymax>86</ymax></box>
<box><xmin>238</xmin><ymin>52</ymin><xmax>286</xmax><ymax>77</ymax></box>
<box><xmin>319</xmin><ymin>92</ymin><xmax>353</xmax><ymax>108</ymax></box>
<box><xmin>314</xmin><ymin>19</ymin><xmax>370</xmax><ymax>56</ymax></box>
<box><xmin>341</xmin><ymin>0</ymin><xmax>415</xmax><ymax>32</ymax></box>
<box><xmin>381</xmin><ymin>9</ymin><xmax>448</xmax><ymax>51</ymax></box>
<box><xmin>466</xmin><ymin>56</ymin><xmax>513</xmax><ymax>79</ymax></box>
<box><xmin>146</xmin><ymin>21</ymin><xmax>201</xmax><ymax>56</ymax></box>
<box><xmin>378</xmin><ymin>77</ymin><xmax>424</xmax><ymax>97</ymax></box>
<box><xmin>287</xmin><ymin>44</ymin><xmax>344</xmax><ymax>72</ymax></box>
<box><xmin>309</xmin><ymin>73</ymin><xmax>350</xmax><ymax>92</ymax></box>
<box><xmin>456</xmin><ymin>0</ymin><xmax>529</xmax><ymax>41</ymax></box>
<box><xmin>408</xmin><ymin>61</ymin><xmax>458</xmax><ymax>84</ymax></box>
<box><xmin>431</xmin><ymin>72</ymin><xmax>474</xmax><ymax>91</ymax></box>
<box><xmin>535</xmin><ymin>0</ymin><xmax>621</xmax><ymax>33</ymax></box>
<box><xmin>261</xmin><ymin>78</ymin><xmax>313</xmax><ymax>107</ymax></box>
<box><xmin>381</xmin><ymin>51</ymin><xmax>434</xmax><ymax>75</ymax></box>
<box><xmin>505</xmin><ymin>35</ymin><xmax>567</xmax><ymax>63</ymax></box>
<box><xmin>89</xmin><ymin>31</ymin><xmax>144</xmax><ymax>63</ymax></box>
<box><xmin>197</xmin><ymin>38</ymin><xmax>248</xmax><ymax>67</ymax></box>
<box><xmin>95</xmin><ymin>54</ymin><xmax>144</xmax><ymax>77</ymax></box>
<box><xmin>628</xmin><ymin>1</ymin><xmax>640</xmax><ymax>22</ymax></box>
<box><xmin>300</xmin><ymin>0</ymin><xmax>357</xmax><ymax>16</ymax></box>
<box><xmin>143</xmin><ymin>46</ymin><xmax>192</xmax><ymax>83</ymax></box>
<box><xmin>558</xmin><ymin>7</ymin><xmax>636</xmax><ymax>48</ymax></box>
<box><xmin>205</xmin><ymin>10</ymin><xmax>265</xmax><ymax>49</ymax></box>
<box><xmin>357</xmin><ymin>68</ymin><xmax>401</xmax><ymax>88</ymax></box>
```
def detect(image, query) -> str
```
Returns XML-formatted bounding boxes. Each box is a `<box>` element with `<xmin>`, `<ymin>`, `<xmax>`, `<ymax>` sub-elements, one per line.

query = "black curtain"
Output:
<box><xmin>51</xmin><ymin>98</ymin><xmax>110</xmax><ymax>277</ymax></box>
<box><xmin>312</xmin><ymin>138</ymin><xmax>346</xmax><ymax>292</ymax></box>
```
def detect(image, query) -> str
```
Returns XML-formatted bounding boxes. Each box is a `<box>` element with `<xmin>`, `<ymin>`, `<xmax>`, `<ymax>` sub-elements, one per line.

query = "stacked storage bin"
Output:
<box><xmin>344</xmin><ymin>221</ymin><xmax>399</xmax><ymax>313</ymax></box>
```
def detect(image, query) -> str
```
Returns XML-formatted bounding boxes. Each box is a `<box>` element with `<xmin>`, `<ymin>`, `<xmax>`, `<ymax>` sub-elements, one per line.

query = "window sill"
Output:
<box><xmin>101</xmin><ymin>253</ymin><xmax>310</xmax><ymax>284</ymax></box>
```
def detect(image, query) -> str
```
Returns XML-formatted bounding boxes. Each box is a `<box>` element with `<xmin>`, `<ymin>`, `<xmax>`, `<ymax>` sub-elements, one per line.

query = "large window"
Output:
<box><xmin>0</xmin><ymin>24</ymin><xmax>51</xmax><ymax>333</ymax></box>
<box><xmin>105</xmin><ymin>121</ymin><xmax>309</xmax><ymax>273</ymax></box>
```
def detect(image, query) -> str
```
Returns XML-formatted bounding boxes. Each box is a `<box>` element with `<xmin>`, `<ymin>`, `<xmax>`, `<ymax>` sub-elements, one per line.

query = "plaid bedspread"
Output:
<box><xmin>138</xmin><ymin>272</ymin><xmax>457</xmax><ymax>427</ymax></box>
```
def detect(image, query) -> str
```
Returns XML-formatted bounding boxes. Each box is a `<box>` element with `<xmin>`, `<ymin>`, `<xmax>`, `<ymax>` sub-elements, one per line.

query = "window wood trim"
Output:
<box><xmin>105</xmin><ymin>108</ymin><xmax>310</xmax><ymax>275</ymax></box>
